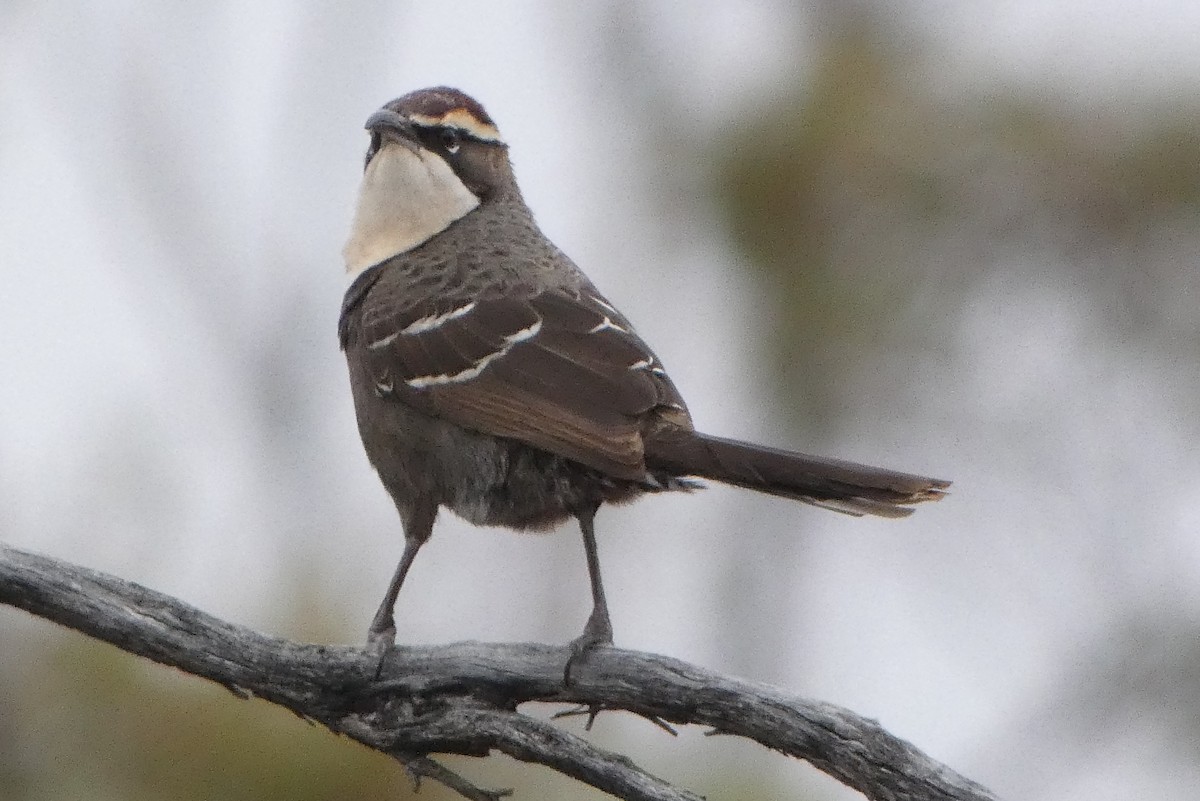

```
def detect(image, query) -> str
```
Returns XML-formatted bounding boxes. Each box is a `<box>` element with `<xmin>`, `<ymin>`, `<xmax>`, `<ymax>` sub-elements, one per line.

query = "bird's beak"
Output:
<box><xmin>365</xmin><ymin>108</ymin><xmax>421</xmax><ymax>152</ymax></box>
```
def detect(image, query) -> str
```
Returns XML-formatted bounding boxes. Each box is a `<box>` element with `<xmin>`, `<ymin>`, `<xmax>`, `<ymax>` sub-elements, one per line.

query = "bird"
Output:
<box><xmin>338</xmin><ymin>86</ymin><xmax>950</xmax><ymax>676</ymax></box>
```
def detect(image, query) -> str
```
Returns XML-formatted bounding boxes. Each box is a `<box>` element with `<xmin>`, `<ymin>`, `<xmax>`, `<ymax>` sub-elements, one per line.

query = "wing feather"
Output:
<box><xmin>349</xmin><ymin>287</ymin><xmax>688</xmax><ymax>478</ymax></box>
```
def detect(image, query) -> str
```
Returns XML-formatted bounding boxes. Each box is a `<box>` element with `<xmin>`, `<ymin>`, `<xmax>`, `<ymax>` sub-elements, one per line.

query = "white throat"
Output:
<box><xmin>342</xmin><ymin>142</ymin><xmax>480</xmax><ymax>280</ymax></box>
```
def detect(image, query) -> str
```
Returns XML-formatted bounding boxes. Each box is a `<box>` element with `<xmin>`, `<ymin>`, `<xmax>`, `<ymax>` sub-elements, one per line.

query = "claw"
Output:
<box><xmin>366</xmin><ymin>625</ymin><xmax>396</xmax><ymax>680</ymax></box>
<box><xmin>554</xmin><ymin>703</ymin><xmax>678</xmax><ymax>735</ymax></box>
<box><xmin>563</xmin><ymin>626</ymin><xmax>611</xmax><ymax>685</ymax></box>
<box><xmin>552</xmin><ymin>702</ymin><xmax>605</xmax><ymax>731</ymax></box>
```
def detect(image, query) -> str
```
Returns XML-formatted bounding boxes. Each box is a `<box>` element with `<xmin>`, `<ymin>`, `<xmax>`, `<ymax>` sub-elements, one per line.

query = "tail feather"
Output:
<box><xmin>645</xmin><ymin>431</ymin><xmax>950</xmax><ymax>518</ymax></box>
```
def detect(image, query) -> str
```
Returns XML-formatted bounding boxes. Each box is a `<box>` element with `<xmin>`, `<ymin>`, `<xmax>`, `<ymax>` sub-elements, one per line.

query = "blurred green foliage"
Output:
<box><xmin>714</xmin><ymin>16</ymin><xmax>1200</xmax><ymax>430</ymax></box>
<box><xmin>6</xmin><ymin>633</ymin><xmax>414</xmax><ymax>801</ymax></box>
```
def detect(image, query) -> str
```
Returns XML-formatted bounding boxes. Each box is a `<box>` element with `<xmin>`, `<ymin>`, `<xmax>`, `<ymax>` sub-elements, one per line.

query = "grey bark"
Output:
<box><xmin>0</xmin><ymin>542</ymin><xmax>998</xmax><ymax>801</ymax></box>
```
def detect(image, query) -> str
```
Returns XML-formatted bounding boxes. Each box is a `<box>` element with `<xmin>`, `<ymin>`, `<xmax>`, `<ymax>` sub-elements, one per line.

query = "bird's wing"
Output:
<box><xmin>348</xmin><ymin>286</ymin><xmax>690</xmax><ymax>479</ymax></box>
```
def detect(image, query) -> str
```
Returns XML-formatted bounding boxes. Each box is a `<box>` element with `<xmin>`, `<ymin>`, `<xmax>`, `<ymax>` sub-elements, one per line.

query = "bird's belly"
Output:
<box><xmin>357</xmin><ymin>397</ymin><xmax>642</xmax><ymax>531</ymax></box>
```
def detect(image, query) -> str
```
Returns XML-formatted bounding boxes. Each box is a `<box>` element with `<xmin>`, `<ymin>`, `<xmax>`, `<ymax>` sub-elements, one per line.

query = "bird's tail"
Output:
<box><xmin>645</xmin><ymin>431</ymin><xmax>950</xmax><ymax>518</ymax></box>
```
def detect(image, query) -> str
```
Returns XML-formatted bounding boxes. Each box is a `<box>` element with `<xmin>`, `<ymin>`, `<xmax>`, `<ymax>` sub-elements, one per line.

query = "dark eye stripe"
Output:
<box><xmin>414</xmin><ymin>123</ymin><xmax>489</xmax><ymax>148</ymax></box>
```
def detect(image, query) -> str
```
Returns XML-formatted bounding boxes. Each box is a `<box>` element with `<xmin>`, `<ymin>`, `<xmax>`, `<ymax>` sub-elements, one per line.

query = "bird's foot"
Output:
<box><xmin>552</xmin><ymin>703</ymin><xmax>606</xmax><ymax>731</ymax></box>
<box><xmin>563</xmin><ymin>613</ymin><xmax>613</xmax><ymax>686</ymax></box>
<box><xmin>554</xmin><ymin>704</ymin><xmax>679</xmax><ymax>736</ymax></box>
<box><xmin>365</xmin><ymin>623</ymin><xmax>396</xmax><ymax>681</ymax></box>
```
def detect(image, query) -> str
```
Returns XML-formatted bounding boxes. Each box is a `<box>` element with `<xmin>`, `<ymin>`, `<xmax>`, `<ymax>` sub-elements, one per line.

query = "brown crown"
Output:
<box><xmin>384</xmin><ymin>87</ymin><xmax>503</xmax><ymax>143</ymax></box>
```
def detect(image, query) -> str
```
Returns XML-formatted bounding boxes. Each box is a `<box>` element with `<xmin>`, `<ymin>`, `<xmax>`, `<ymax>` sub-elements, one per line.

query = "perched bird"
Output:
<box><xmin>339</xmin><ymin>87</ymin><xmax>949</xmax><ymax>673</ymax></box>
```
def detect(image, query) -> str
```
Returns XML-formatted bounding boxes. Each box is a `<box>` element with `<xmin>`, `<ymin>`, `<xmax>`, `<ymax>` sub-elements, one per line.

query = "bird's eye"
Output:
<box><xmin>440</xmin><ymin>128</ymin><xmax>461</xmax><ymax>154</ymax></box>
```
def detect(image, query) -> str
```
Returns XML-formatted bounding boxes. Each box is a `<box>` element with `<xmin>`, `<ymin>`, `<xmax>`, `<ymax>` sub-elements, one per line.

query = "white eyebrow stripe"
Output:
<box><xmin>629</xmin><ymin>357</ymin><xmax>654</xmax><ymax>370</ymax></box>
<box><xmin>589</xmin><ymin>315</ymin><xmax>627</xmax><ymax>334</ymax></box>
<box><xmin>407</xmin><ymin>111</ymin><xmax>504</xmax><ymax>143</ymax></box>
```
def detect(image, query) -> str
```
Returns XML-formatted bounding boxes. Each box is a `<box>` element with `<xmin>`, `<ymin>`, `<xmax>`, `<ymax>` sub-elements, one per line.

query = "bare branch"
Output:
<box><xmin>0</xmin><ymin>543</ymin><xmax>999</xmax><ymax>801</ymax></box>
<box><xmin>395</xmin><ymin>753</ymin><xmax>512</xmax><ymax>801</ymax></box>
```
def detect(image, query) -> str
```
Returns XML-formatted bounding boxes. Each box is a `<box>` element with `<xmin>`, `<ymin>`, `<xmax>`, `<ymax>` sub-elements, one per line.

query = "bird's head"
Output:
<box><xmin>343</xmin><ymin>87</ymin><xmax>513</xmax><ymax>278</ymax></box>
<box><xmin>363</xmin><ymin>87</ymin><xmax>511</xmax><ymax>199</ymax></box>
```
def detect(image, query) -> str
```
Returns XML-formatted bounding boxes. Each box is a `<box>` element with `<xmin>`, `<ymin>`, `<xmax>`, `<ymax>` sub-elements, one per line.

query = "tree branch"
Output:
<box><xmin>0</xmin><ymin>543</ymin><xmax>998</xmax><ymax>801</ymax></box>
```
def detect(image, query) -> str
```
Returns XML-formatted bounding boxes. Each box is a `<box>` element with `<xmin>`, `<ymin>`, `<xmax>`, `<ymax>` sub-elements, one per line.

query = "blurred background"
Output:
<box><xmin>3</xmin><ymin>1</ymin><xmax>1199</xmax><ymax>799</ymax></box>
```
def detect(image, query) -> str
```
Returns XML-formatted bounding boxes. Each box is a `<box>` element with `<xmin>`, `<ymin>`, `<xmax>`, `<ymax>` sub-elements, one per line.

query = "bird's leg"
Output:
<box><xmin>565</xmin><ymin>503</ymin><xmax>612</xmax><ymax>684</ymax></box>
<box><xmin>367</xmin><ymin>503</ymin><xmax>435</xmax><ymax>678</ymax></box>
<box><xmin>366</xmin><ymin>540</ymin><xmax>419</xmax><ymax>648</ymax></box>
